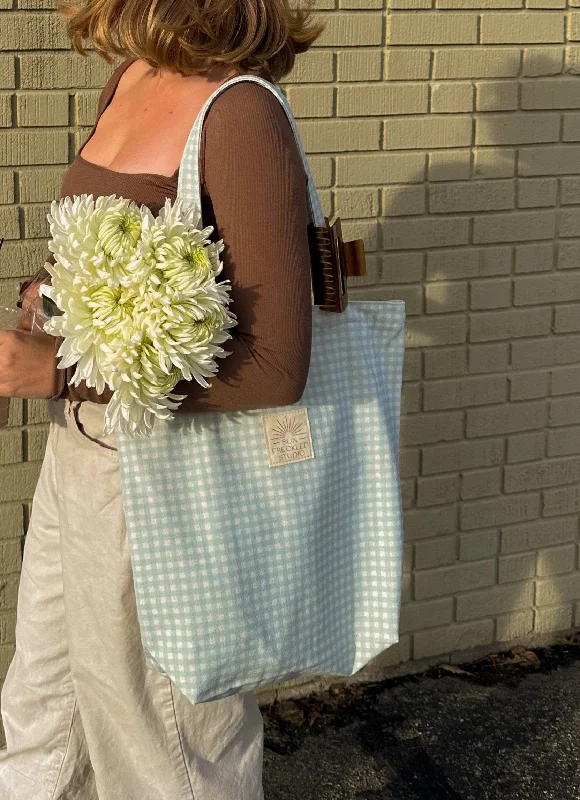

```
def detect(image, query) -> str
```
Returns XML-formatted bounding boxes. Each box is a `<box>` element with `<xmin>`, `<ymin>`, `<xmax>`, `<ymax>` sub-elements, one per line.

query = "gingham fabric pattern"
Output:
<box><xmin>114</xmin><ymin>75</ymin><xmax>406</xmax><ymax>704</ymax></box>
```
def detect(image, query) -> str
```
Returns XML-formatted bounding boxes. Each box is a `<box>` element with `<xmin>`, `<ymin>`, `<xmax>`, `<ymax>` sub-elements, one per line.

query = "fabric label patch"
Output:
<box><xmin>261</xmin><ymin>407</ymin><xmax>315</xmax><ymax>467</ymax></box>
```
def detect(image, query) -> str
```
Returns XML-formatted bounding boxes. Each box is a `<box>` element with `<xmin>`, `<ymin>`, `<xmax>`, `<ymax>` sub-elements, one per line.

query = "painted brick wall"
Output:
<box><xmin>1</xmin><ymin>2</ymin><xmax>580</xmax><ymax>718</ymax></box>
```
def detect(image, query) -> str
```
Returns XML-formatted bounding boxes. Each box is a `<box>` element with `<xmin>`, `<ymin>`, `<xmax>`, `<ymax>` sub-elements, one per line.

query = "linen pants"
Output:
<box><xmin>0</xmin><ymin>398</ymin><xmax>265</xmax><ymax>800</ymax></box>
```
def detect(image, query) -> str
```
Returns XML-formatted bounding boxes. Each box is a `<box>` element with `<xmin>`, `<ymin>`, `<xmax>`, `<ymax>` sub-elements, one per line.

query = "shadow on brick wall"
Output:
<box><xmin>365</xmin><ymin>50</ymin><xmax>578</xmax><ymax>670</ymax></box>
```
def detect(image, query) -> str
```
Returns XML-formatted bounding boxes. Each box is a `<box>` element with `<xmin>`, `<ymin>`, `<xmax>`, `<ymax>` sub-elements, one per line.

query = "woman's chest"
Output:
<box><xmin>59</xmin><ymin>157</ymin><xmax>215</xmax><ymax>223</ymax></box>
<box><xmin>81</xmin><ymin>91</ymin><xmax>207</xmax><ymax>180</ymax></box>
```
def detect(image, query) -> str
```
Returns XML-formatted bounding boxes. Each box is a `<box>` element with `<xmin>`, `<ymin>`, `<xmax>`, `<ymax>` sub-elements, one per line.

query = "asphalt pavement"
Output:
<box><xmin>262</xmin><ymin>642</ymin><xmax>580</xmax><ymax>799</ymax></box>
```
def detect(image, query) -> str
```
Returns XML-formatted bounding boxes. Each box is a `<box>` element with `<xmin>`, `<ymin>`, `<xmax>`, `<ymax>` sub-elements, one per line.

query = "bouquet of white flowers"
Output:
<box><xmin>40</xmin><ymin>194</ymin><xmax>238</xmax><ymax>437</ymax></box>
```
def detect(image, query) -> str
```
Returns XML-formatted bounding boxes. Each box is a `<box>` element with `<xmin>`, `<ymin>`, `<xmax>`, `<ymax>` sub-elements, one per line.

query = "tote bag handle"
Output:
<box><xmin>177</xmin><ymin>74</ymin><xmax>326</xmax><ymax>229</ymax></box>
<box><xmin>177</xmin><ymin>74</ymin><xmax>366</xmax><ymax>312</ymax></box>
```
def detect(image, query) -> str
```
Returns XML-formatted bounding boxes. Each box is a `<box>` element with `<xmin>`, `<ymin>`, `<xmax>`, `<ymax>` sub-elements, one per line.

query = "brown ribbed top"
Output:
<box><xmin>49</xmin><ymin>58</ymin><xmax>313</xmax><ymax>412</ymax></box>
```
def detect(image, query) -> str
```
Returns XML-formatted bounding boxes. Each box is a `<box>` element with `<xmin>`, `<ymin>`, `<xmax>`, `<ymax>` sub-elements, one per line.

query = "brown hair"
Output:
<box><xmin>56</xmin><ymin>0</ymin><xmax>325</xmax><ymax>83</ymax></box>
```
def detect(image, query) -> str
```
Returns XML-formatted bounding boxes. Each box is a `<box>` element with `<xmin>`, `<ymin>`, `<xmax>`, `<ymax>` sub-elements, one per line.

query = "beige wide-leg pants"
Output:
<box><xmin>0</xmin><ymin>398</ymin><xmax>264</xmax><ymax>800</ymax></box>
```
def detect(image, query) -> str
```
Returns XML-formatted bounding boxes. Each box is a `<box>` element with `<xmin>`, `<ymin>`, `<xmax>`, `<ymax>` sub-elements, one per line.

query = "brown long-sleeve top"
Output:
<box><xmin>37</xmin><ymin>58</ymin><xmax>313</xmax><ymax>413</ymax></box>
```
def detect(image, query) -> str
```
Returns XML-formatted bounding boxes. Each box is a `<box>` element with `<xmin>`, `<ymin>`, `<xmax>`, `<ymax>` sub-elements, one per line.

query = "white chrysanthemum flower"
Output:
<box><xmin>42</xmin><ymin>193</ymin><xmax>238</xmax><ymax>437</ymax></box>
<box><xmin>47</xmin><ymin>194</ymin><xmax>146</xmax><ymax>280</ymax></box>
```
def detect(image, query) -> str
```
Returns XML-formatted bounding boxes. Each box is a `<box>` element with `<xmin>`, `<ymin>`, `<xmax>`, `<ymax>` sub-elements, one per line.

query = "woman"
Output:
<box><xmin>0</xmin><ymin>0</ymin><xmax>323</xmax><ymax>796</ymax></box>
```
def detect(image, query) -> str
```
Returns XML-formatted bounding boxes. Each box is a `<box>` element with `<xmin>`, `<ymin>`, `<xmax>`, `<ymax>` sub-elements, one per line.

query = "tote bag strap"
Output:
<box><xmin>177</xmin><ymin>74</ymin><xmax>326</xmax><ymax>229</ymax></box>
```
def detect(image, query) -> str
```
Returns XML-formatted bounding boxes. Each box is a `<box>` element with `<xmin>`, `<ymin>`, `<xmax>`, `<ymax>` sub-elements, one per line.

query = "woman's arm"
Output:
<box><xmin>51</xmin><ymin>81</ymin><xmax>313</xmax><ymax>411</ymax></box>
<box><xmin>173</xmin><ymin>82</ymin><xmax>313</xmax><ymax>412</ymax></box>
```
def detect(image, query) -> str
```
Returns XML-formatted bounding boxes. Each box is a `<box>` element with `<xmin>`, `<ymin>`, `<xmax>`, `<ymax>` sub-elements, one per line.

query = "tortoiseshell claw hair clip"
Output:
<box><xmin>308</xmin><ymin>217</ymin><xmax>367</xmax><ymax>313</ymax></box>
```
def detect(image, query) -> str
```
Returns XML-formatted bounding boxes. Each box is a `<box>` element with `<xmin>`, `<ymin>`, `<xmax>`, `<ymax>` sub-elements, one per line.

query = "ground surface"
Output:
<box><xmin>261</xmin><ymin>635</ymin><xmax>580</xmax><ymax>799</ymax></box>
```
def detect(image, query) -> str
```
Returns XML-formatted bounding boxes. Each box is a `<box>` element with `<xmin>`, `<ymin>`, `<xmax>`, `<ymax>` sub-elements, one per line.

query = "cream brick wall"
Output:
<box><xmin>1</xmin><ymin>2</ymin><xmax>580</xmax><ymax>716</ymax></box>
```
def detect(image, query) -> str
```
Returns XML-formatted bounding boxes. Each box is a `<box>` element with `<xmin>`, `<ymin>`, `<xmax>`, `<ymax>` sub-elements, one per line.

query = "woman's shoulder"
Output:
<box><xmin>211</xmin><ymin>79</ymin><xmax>282</xmax><ymax>107</ymax></box>
<box><xmin>205</xmin><ymin>80</ymin><xmax>290</xmax><ymax>133</ymax></box>
<box><xmin>202</xmin><ymin>79</ymin><xmax>298</xmax><ymax>157</ymax></box>
<box><xmin>200</xmin><ymin>78</ymin><xmax>307</xmax><ymax>192</ymax></box>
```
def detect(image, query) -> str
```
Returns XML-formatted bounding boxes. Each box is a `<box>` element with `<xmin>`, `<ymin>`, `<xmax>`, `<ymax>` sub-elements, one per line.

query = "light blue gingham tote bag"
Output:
<box><xmin>114</xmin><ymin>75</ymin><xmax>406</xmax><ymax>704</ymax></box>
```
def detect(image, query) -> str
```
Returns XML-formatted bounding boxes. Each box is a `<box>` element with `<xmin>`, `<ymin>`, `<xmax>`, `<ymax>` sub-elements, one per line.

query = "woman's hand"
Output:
<box><xmin>0</xmin><ymin>329</ymin><xmax>58</xmax><ymax>399</ymax></box>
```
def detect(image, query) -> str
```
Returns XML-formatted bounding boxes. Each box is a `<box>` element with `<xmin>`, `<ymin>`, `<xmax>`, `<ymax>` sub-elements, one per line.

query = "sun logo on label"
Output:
<box><xmin>271</xmin><ymin>417</ymin><xmax>305</xmax><ymax>447</ymax></box>
<box><xmin>261</xmin><ymin>408</ymin><xmax>315</xmax><ymax>467</ymax></box>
